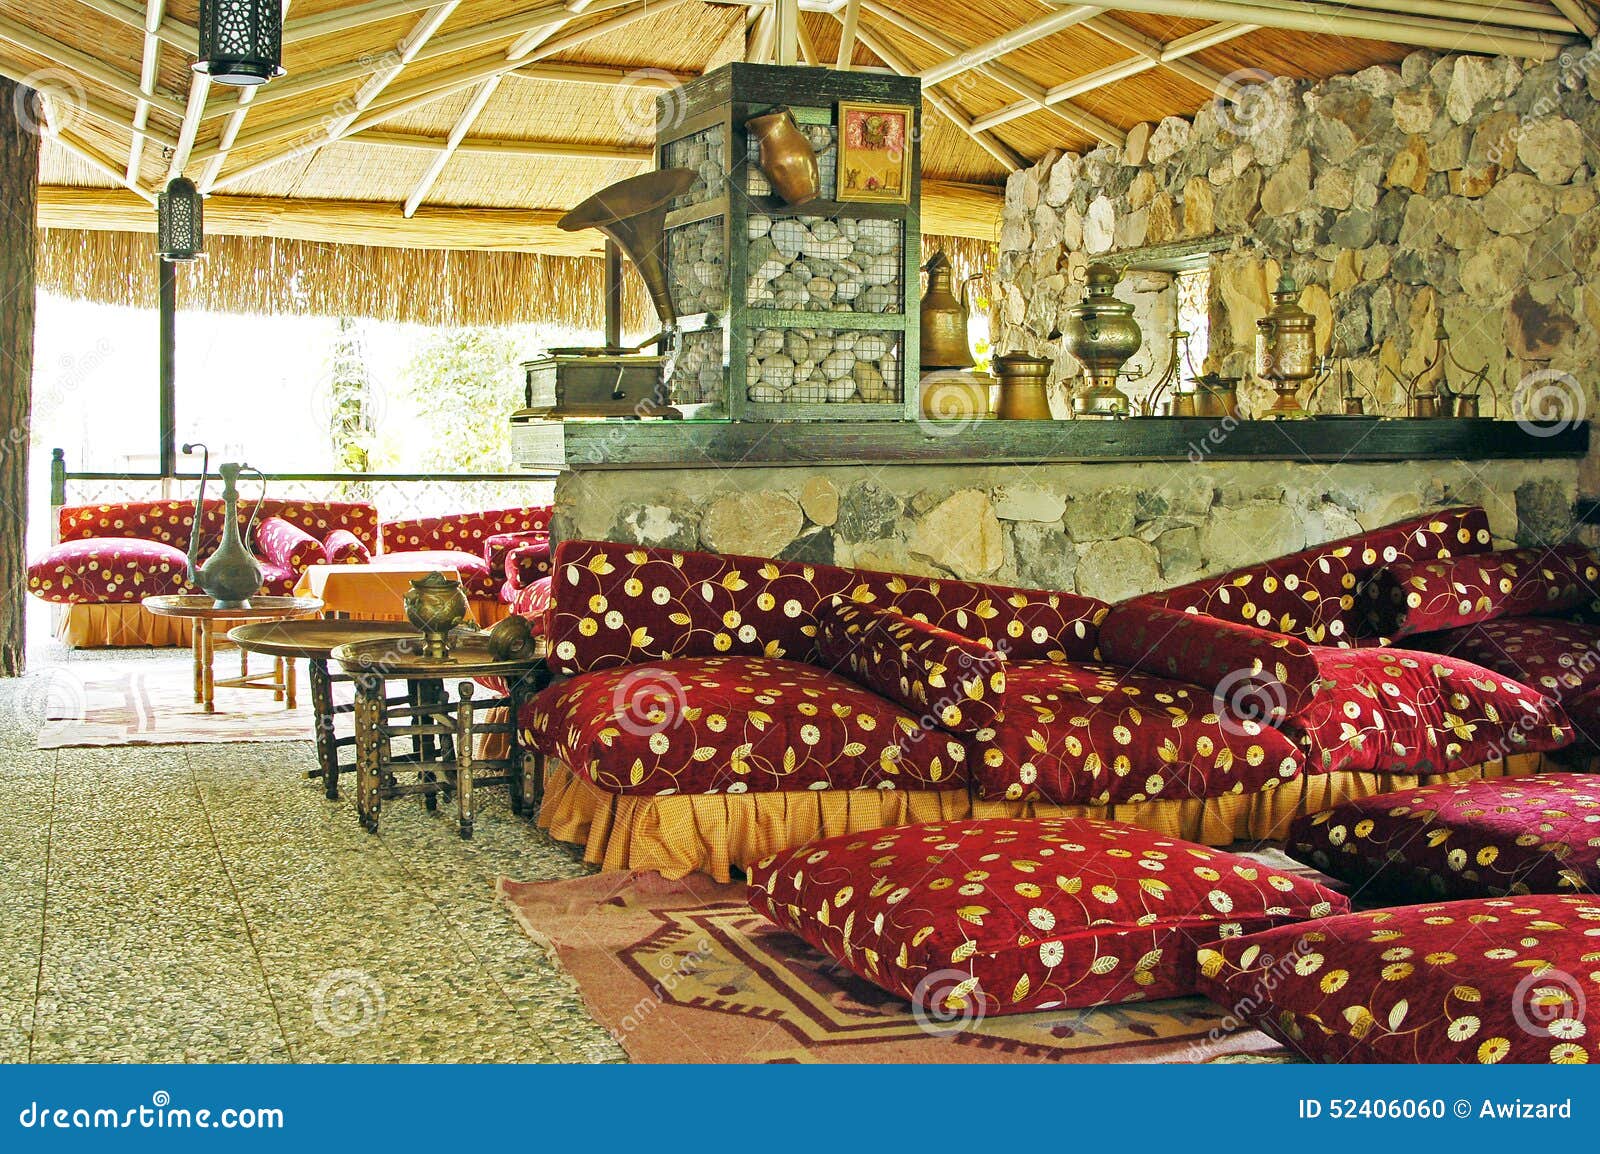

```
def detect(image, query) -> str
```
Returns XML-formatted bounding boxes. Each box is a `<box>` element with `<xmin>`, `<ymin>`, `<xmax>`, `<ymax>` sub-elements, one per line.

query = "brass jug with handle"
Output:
<box><xmin>919</xmin><ymin>251</ymin><xmax>981</xmax><ymax>370</ymax></box>
<box><xmin>183</xmin><ymin>442</ymin><xmax>265</xmax><ymax>609</ymax></box>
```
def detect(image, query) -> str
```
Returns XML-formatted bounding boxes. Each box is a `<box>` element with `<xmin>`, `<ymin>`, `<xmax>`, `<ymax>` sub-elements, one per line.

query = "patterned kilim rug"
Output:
<box><xmin>29</xmin><ymin>659</ymin><xmax>321</xmax><ymax>748</ymax></box>
<box><xmin>497</xmin><ymin>869</ymin><xmax>1291</xmax><ymax>1064</ymax></box>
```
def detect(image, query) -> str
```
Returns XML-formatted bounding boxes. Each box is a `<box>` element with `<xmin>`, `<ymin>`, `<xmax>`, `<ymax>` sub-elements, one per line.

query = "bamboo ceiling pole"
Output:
<box><xmin>835</xmin><ymin>0</ymin><xmax>860</xmax><ymax>69</ymax></box>
<box><xmin>126</xmin><ymin>0</ymin><xmax>166</xmax><ymax>183</ymax></box>
<box><xmin>919</xmin><ymin>5</ymin><xmax>1102</xmax><ymax>86</ymax></box>
<box><xmin>0</xmin><ymin>13</ymin><xmax>185</xmax><ymax>118</ymax></box>
<box><xmin>71</xmin><ymin>0</ymin><xmax>195</xmax><ymax>53</ymax></box>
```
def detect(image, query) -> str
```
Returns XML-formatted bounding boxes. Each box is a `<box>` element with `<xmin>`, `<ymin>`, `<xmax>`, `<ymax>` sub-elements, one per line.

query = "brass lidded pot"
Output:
<box><xmin>1061</xmin><ymin>263</ymin><xmax>1142</xmax><ymax>419</ymax></box>
<box><xmin>991</xmin><ymin>351</ymin><xmax>1053</xmax><ymax>420</ymax></box>
<box><xmin>919</xmin><ymin>250</ymin><xmax>977</xmax><ymax>370</ymax></box>
<box><xmin>404</xmin><ymin>572</ymin><xmax>471</xmax><ymax>659</ymax></box>
<box><xmin>1255</xmin><ymin>274</ymin><xmax>1319</xmax><ymax>418</ymax></box>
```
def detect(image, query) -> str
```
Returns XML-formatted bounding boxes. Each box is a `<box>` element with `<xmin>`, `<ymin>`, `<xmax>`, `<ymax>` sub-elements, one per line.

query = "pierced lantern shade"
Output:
<box><xmin>195</xmin><ymin>0</ymin><xmax>285</xmax><ymax>86</ymax></box>
<box><xmin>158</xmin><ymin>177</ymin><xmax>204</xmax><ymax>262</ymax></box>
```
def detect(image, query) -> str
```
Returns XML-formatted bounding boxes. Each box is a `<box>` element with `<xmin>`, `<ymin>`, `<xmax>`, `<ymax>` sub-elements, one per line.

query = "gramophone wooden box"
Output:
<box><xmin>517</xmin><ymin>352</ymin><xmax>675</xmax><ymax>419</ymax></box>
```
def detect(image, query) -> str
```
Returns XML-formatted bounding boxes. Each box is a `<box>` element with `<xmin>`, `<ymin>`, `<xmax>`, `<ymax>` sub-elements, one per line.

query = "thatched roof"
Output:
<box><xmin>5</xmin><ymin>1</ymin><xmax>1595</xmax><ymax>322</ymax></box>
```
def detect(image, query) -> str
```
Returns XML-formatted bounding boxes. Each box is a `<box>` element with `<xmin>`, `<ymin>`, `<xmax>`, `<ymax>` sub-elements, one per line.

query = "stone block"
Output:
<box><xmin>1075</xmin><ymin>537</ymin><xmax>1161</xmax><ymax>603</ymax></box>
<box><xmin>700</xmin><ymin>491</ymin><xmax>803</xmax><ymax>557</ymax></box>
<box><xmin>1063</xmin><ymin>486</ymin><xmax>1138</xmax><ymax>540</ymax></box>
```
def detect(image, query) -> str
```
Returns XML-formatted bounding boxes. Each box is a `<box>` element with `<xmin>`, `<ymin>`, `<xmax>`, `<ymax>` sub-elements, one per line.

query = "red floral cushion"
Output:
<box><xmin>1409</xmin><ymin>616</ymin><xmax>1600</xmax><ymax>701</ymax></box>
<box><xmin>1285</xmin><ymin>647</ymin><xmax>1573</xmax><ymax>775</ymax></box>
<box><xmin>817</xmin><ymin>598</ymin><xmax>1006</xmax><ymax>738</ymax></box>
<box><xmin>1100</xmin><ymin>601</ymin><xmax>1321</xmax><ymax>724</ymax></box>
<box><xmin>750</xmin><ymin>817</ymin><xmax>1348</xmax><ymax>1016</ymax></box>
<box><xmin>380</xmin><ymin>549</ymin><xmax>496</xmax><ymax>598</ymax></box>
<box><xmin>26</xmin><ymin>538</ymin><xmax>192</xmax><ymax>604</ymax></box>
<box><xmin>1195</xmin><ymin>896</ymin><xmax>1600</xmax><ymax>1064</ymax></box>
<box><xmin>974</xmin><ymin>659</ymin><xmax>1305</xmax><ymax>806</ymax></box>
<box><xmin>525</xmin><ymin>656</ymin><xmax>971</xmax><ymax>796</ymax></box>
<box><xmin>242</xmin><ymin>500</ymin><xmax>379</xmax><ymax>553</ymax></box>
<box><xmin>323</xmin><ymin>529</ymin><xmax>372</xmax><ymax>565</ymax></box>
<box><xmin>58</xmin><ymin>500</ymin><xmax>201</xmax><ymax>550</ymax></box>
<box><xmin>1289</xmin><ymin>772</ymin><xmax>1600</xmax><ymax>901</ymax></box>
<box><xmin>1365</xmin><ymin>545</ymin><xmax>1600</xmax><ymax>639</ymax></box>
<box><xmin>258</xmin><ymin>560</ymin><xmax>299</xmax><ymax>597</ymax></box>
<box><xmin>255</xmin><ymin>515</ymin><xmax>326</xmax><ymax>572</ymax></box>
<box><xmin>546</xmin><ymin>540</ymin><xmax>1108</xmax><ymax>676</ymax></box>
<box><xmin>1136</xmin><ymin>506</ymin><xmax>1493</xmax><ymax>646</ymax></box>
<box><xmin>508</xmin><ymin>576</ymin><xmax>552</xmax><ymax>634</ymax></box>
<box><xmin>382</xmin><ymin>506</ymin><xmax>552</xmax><ymax>554</ymax></box>
<box><xmin>1567</xmin><ymin>687</ymin><xmax>1600</xmax><ymax>749</ymax></box>
<box><xmin>486</xmin><ymin>531</ymin><xmax>550</xmax><ymax>585</ymax></box>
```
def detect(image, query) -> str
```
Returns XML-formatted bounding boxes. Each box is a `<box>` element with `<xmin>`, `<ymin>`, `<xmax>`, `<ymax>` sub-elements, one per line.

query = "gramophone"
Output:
<box><xmin>519</xmin><ymin>168</ymin><xmax>696</xmax><ymax>419</ymax></box>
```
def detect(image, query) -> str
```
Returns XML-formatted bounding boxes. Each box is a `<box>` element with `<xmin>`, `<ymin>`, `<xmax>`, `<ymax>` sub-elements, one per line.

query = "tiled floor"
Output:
<box><xmin>0</xmin><ymin>643</ymin><xmax>623</xmax><ymax>1064</ymax></box>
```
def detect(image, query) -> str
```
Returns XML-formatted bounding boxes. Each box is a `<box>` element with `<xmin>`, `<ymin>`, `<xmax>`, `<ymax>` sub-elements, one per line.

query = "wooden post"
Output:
<box><xmin>603</xmin><ymin>238</ymin><xmax>622</xmax><ymax>349</ymax></box>
<box><xmin>0</xmin><ymin>77</ymin><xmax>38</xmax><ymax>676</ymax></box>
<box><xmin>159</xmin><ymin>256</ymin><xmax>177</xmax><ymax>476</ymax></box>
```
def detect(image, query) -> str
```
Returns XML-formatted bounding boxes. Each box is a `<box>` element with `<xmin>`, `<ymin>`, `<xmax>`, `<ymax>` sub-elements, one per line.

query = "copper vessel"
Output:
<box><xmin>559</xmin><ymin>168</ymin><xmax>696</xmax><ymax>332</ymax></box>
<box><xmin>1193</xmin><ymin>374</ymin><xmax>1242</xmax><ymax>420</ymax></box>
<box><xmin>991</xmin><ymin>352</ymin><xmax>1054</xmax><ymax>420</ymax></box>
<box><xmin>919</xmin><ymin>251</ymin><xmax>979</xmax><ymax>370</ymax></box>
<box><xmin>745</xmin><ymin>108</ymin><xmax>819</xmax><ymax>206</ymax></box>
<box><xmin>182</xmin><ymin>443</ymin><xmax>264</xmax><ymax>609</ymax></box>
<box><xmin>1060</xmin><ymin>263</ymin><xmax>1142</xmax><ymax>419</ymax></box>
<box><xmin>404</xmin><ymin>572</ymin><xmax>470</xmax><ymax>659</ymax></box>
<box><xmin>1255</xmin><ymin>274</ymin><xmax>1319</xmax><ymax>418</ymax></box>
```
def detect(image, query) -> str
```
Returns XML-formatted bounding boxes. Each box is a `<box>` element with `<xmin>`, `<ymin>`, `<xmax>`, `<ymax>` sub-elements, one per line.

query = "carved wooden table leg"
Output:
<box><xmin>354</xmin><ymin>669</ymin><xmax>383</xmax><ymax>833</ymax></box>
<box><xmin>200</xmin><ymin>619</ymin><xmax>216</xmax><ymax>713</ymax></box>
<box><xmin>456</xmin><ymin>680</ymin><xmax>476</xmax><ymax>839</ymax></box>
<box><xmin>308</xmin><ymin>657</ymin><xmax>340</xmax><ymax>800</ymax></box>
<box><xmin>191</xmin><ymin>623</ymin><xmax>204</xmax><ymax>704</ymax></box>
<box><xmin>284</xmin><ymin>657</ymin><xmax>297</xmax><ymax>710</ymax></box>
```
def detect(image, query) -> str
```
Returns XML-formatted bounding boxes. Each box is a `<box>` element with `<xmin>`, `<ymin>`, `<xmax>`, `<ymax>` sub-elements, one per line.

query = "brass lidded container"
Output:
<box><xmin>1061</xmin><ymin>263</ymin><xmax>1142</xmax><ymax>419</ymax></box>
<box><xmin>404</xmin><ymin>572</ymin><xmax>471</xmax><ymax>659</ymax></box>
<box><xmin>1255</xmin><ymin>274</ymin><xmax>1319</xmax><ymax>418</ymax></box>
<box><xmin>919</xmin><ymin>251</ymin><xmax>977</xmax><ymax>370</ymax></box>
<box><xmin>990</xmin><ymin>352</ymin><xmax>1053</xmax><ymax>420</ymax></box>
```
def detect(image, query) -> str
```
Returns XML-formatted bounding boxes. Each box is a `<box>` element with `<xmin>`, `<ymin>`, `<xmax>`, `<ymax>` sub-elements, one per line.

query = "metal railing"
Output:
<box><xmin>49</xmin><ymin>450</ymin><xmax>557</xmax><ymax>523</ymax></box>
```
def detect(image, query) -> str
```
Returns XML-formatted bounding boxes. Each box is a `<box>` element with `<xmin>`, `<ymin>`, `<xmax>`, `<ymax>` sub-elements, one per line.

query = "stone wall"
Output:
<box><xmin>996</xmin><ymin>46</ymin><xmax>1600</xmax><ymax>482</ymax></box>
<box><xmin>551</xmin><ymin>459</ymin><xmax>1577</xmax><ymax>599</ymax></box>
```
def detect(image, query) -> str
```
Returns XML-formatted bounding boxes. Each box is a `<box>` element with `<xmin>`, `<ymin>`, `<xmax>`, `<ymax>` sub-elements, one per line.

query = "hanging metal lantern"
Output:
<box><xmin>195</xmin><ymin>0</ymin><xmax>285</xmax><ymax>86</ymax></box>
<box><xmin>158</xmin><ymin>177</ymin><xmax>204</xmax><ymax>262</ymax></box>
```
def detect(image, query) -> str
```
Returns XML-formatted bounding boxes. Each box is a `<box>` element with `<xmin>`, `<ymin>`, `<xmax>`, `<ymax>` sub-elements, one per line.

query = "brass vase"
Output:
<box><xmin>991</xmin><ymin>352</ymin><xmax>1054</xmax><ymax>420</ymax></box>
<box><xmin>919</xmin><ymin>251</ymin><xmax>978</xmax><ymax>370</ymax></box>
<box><xmin>746</xmin><ymin>108</ymin><xmax>819</xmax><ymax>206</ymax></box>
<box><xmin>1061</xmin><ymin>263</ymin><xmax>1142</xmax><ymax>419</ymax></box>
<box><xmin>182</xmin><ymin>444</ymin><xmax>265</xmax><ymax>609</ymax></box>
<box><xmin>405</xmin><ymin>572</ymin><xmax>470</xmax><ymax>659</ymax></box>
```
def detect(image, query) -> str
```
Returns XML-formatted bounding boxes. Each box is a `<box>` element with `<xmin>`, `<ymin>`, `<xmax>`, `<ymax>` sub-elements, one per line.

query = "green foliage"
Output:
<box><xmin>398</xmin><ymin>326</ymin><xmax>522</xmax><ymax>473</ymax></box>
<box><xmin>326</xmin><ymin>316</ymin><xmax>374</xmax><ymax>474</ymax></box>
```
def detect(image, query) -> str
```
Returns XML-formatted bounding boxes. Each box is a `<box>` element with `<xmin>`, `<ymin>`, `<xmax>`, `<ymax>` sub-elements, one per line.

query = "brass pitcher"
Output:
<box><xmin>991</xmin><ymin>352</ymin><xmax>1054</xmax><ymax>420</ymax></box>
<box><xmin>405</xmin><ymin>572</ymin><xmax>470</xmax><ymax>659</ymax></box>
<box><xmin>182</xmin><ymin>442</ymin><xmax>264</xmax><ymax>609</ymax></box>
<box><xmin>745</xmin><ymin>108</ymin><xmax>819</xmax><ymax>206</ymax></box>
<box><xmin>919</xmin><ymin>251</ymin><xmax>980</xmax><ymax>370</ymax></box>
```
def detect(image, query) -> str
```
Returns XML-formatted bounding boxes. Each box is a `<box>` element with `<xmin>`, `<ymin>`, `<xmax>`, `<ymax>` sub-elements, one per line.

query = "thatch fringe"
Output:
<box><xmin>37</xmin><ymin>227</ymin><xmax>998</xmax><ymax>332</ymax></box>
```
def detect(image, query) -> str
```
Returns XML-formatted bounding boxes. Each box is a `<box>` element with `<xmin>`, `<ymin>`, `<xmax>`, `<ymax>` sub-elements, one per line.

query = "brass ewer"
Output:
<box><xmin>919</xmin><ymin>250</ymin><xmax>980</xmax><ymax>370</ymax></box>
<box><xmin>182</xmin><ymin>442</ymin><xmax>265</xmax><ymax>609</ymax></box>
<box><xmin>1255</xmin><ymin>274</ymin><xmax>1320</xmax><ymax>418</ymax></box>
<box><xmin>1060</xmin><ymin>263</ymin><xmax>1142</xmax><ymax>419</ymax></box>
<box><xmin>404</xmin><ymin>572</ymin><xmax>470</xmax><ymax>659</ymax></box>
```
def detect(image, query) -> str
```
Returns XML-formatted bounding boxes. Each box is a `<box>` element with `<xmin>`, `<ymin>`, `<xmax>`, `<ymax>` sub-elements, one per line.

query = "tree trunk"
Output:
<box><xmin>0</xmin><ymin>78</ymin><xmax>39</xmax><ymax>676</ymax></box>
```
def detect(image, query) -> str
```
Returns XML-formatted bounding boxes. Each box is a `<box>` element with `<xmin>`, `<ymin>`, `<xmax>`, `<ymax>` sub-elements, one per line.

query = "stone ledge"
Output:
<box><xmin>512</xmin><ymin>417</ymin><xmax>1588</xmax><ymax>471</ymax></box>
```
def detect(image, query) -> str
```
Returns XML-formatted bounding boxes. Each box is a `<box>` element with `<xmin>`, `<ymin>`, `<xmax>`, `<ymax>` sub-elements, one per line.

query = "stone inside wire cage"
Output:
<box><xmin>663</xmin><ymin>126</ymin><xmax>728</xmax><ymax>210</ymax></box>
<box><xmin>667</xmin><ymin>216</ymin><xmax>726</xmax><ymax>316</ymax></box>
<box><xmin>745</xmin><ymin>214</ymin><xmax>902</xmax><ymax>313</ymax></box>
<box><xmin>746</xmin><ymin>328</ymin><xmax>902</xmax><ymax>405</ymax></box>
<box><xmin>670</xmin><ymin>327</ymin><xmax>726</xmax><ymax>406</ymax></box>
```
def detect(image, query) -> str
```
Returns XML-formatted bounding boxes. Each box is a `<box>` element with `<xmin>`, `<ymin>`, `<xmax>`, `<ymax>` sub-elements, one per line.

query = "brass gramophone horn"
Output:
<box><xmin>559</xmin><ymin>168</ymin><xmax>697</xmax><ymax>334</ymax></box>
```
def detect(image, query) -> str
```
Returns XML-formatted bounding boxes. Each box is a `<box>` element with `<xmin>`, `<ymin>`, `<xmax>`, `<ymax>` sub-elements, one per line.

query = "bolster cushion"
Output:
<box><xmin>1364</xmin><ymin>543</ymin><xmax>1600</xmax><ymax>639</ymax></box>
<box><xmin>323</xmin><ymin>528</ymin><xmax>372</xmax><ymax>564</ymax></box>
<box><xmin>255</xmin><ymin>516</ymin><xmax>326</xmax><ymax>572</ymax></box>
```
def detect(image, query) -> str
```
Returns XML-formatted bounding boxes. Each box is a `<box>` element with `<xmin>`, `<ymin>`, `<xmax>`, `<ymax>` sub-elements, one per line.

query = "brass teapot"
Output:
<box><xmin>182</xmin><ymin>442</ymin><xmax>264</xmax><ymax>609</ymax></box>
<box><xmin>919</xmin><ymin>251</ymin><xmax>982</xmax><ymax>370</ymax></box>
<box><xmin>405</xmin><ymin>572</ymin><xmax>470</xmax><ymax>659</ymax></box>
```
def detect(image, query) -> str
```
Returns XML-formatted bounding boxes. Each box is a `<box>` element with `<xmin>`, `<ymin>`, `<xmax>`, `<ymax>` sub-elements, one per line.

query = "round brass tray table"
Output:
<box><xmin>142</xmin><ymin>594</ymin><xmax>323</xmax><ymax>713</ymax></box>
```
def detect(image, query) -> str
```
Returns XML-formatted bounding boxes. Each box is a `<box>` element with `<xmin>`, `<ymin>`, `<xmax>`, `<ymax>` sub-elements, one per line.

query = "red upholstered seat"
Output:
<box><xmin>974</xmin><ymin>659</ymin><xmax>1304</xmax><ymax>805</ymax></box>
<box><xmin>1196</xmin><ymin>896</ymin><xmax>1600</xmax><ymax>1063</ymax></box>
<box><xmin>1409</xmin><ymin>616</ymin><xmax>1600</xmax><ymax>700</ymax></box>
<box><xmin>1286</xmin><ymin>647</ymin><xmax>1572</xmax><ymax>775</ymax></box>
<box><xmin>750</xmin><ymin>817</ymin><xmax>1348</xmax><ymax>1016</ymax></box>
<box><xmin>1288</xmin><ymin>772</ymin><xmax>1600</xmax><ymax>901</ymax></box>
<box><xmin>27</xmin><ymin>537</ymin><xmax>193</xmax><ymax>604</ymax></box>
<box><xmin>378</xmin><ymin>549</ymin><xmax>496</xmax><ymax>598</ymax></box>
<box><xmin>525</xmin><ymin>655</ymin><xmax>972</xmax><ymax>796</ymax></box>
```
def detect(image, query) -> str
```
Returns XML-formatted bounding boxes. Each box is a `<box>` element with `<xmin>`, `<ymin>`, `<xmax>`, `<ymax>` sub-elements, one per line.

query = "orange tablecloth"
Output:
<box><xmin>294</xmin><ymin>561</ymin><xmax>478</xmax><ymax>623</ymax></box>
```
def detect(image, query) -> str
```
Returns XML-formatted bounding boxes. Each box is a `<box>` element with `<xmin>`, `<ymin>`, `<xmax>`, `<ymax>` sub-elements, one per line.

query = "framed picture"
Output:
<box><xmin>836</xmin><ymin>101</ymin><xmax>914</xmax><ymax>204</ymax></box>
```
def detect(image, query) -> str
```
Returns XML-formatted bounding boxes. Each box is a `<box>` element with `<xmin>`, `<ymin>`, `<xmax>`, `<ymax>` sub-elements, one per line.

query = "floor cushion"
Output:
<box><xmin>1363</xmin><ymin>544</ymin><xmax>1600</xmax><ymax>640</ymax></box>
<box><xmin>1286</xmin><ymin>647</ymin><xmax>1573</xmax><ymax>775</ymax></box>
<box><xmin>974</xmin><ymin>659</ymin><xmax>1305</xmax><ymax>806</ymax></box>
<box><xmin>380</xmin><ymin>548</ymin><xmax>496</xmax><ymax>598</ymax></box>
<box><xmin>1568</xmin><ymin>687</ymin><xmax>1600</xmax><ymax>748</ymax></box>
<box><xmin>749</xmin><ymin>817</ymin><xmax>1348</xmax><ymax>1017</ymax></box>
<box><xmin>526</xmin><ymin>656</ymin><xmax>972</xmax><ymax>796</ymax></box>
<box><xmin>1196</xmin><ymin>895</ymin><xmax>1600</xmax><ymax>1063</ymax></box>
<box><xmin>26</xmin><ymin>537</ymin><xmax>193</xmax><ymax>604</ymax></box>
<box><xmin>1410</xmin><ymin>616</ymin><xmax>1600</xmax><ymax>701</ymax></box>
<box><xmin>1288</xmin><ymin>772</ymin><xmax>1600</xmax><ymax>900</ymax></box>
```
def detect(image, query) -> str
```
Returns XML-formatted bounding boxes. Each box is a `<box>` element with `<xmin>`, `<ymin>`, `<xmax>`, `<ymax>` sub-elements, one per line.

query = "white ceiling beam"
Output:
<box><xmin>796</xmin><ymin>13</ymin><xmax>819</xmax><ymax>65</ymax></box>
<box><xmin>71</xmin><ymin>0</ymin><xmax>195</xmax><ymax>53</ymax></box>
<box><xmin>919</xmin><ymin>5</ymin><xmax>1100</xmax><ymax>86</ymax></box>
<box><xmin>282</xmin><ymin>0</ymin><xmax>455</xmax><ymax>43</ymax></box>
<box><xmin>835</xmin><ymin>0</ymin><xmax>860</xmax><ymax>68</ymax></box>
<box><xmin>1082</xmin><ymin>14</ymin><xmax>1224</xmax><ymax>92</ymax></box>
<box><xmin>848</xmin><ymin>18</ymin><xmax>1022</xmax><ymax>172</ymax></box>
<box><xmin>361</xmin><ymin>128</ymin><xmax>652</xmax><ymax>160</ymax></box>
<box><xmin>0</xmin><ymin>13</ymin><xmax>185</xmax><ymax>118</ymax></box>
<box><xmin>774</xmin><ymin>0</ymin><xmax>800</xmax><ymax>65</ymax></box>
<box><xmin>1055</xmin><ymin>0</ymin><xmax>1575</xmax><ymax>59</ymax></box>
<box><xmin>748</xmin><ymin>7</ymin><xmax>775</xmax><ymax>62</ymax></box>
<box><xmin>1330</xmin><ymin>0</ymin><xmax>1582</xmax><ymax>34</ymax></box>
<box><xmin>968</xmin><ymin>20</ymin><xmax>1254</xmax><ymax>134</ymax></box>
<box><xmin>39</xmin><ymin>91</ymin><xmax>156</xmax><ymax>202</ymax></box>
<box><xmin>125</xmin><ymin>1</ymin><xmax>166</xmax><ymax>183</ymax></box>
<box><xmin>167</xmin><ymin>72</ymin><xmax>209</xmax><ymax>179</ymax></box>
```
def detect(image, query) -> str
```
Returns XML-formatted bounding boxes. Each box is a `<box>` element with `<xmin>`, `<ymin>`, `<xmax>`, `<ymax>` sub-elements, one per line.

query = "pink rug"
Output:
<box><xmin>498</xmin><ymin>869</ymin><xmax>1291</xmax><ymax>1064</ymax></box>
